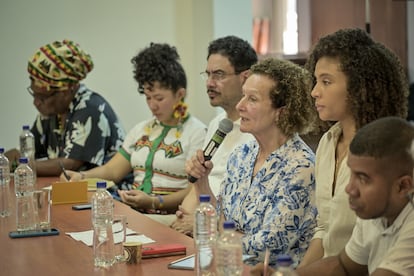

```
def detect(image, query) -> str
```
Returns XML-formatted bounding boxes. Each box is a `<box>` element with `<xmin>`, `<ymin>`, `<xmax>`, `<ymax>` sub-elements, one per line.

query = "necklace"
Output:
<box><xmin>57</xmin><ymin>114</ymin><xmax>66</xmax><ymax>135</ymax></box>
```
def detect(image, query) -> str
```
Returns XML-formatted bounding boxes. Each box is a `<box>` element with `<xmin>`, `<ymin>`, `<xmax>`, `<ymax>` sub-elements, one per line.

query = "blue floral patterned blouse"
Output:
<box><xmin>219</xmin><ymin>134</ymin><xmax>317</xmax><ymax>268</ymax></box>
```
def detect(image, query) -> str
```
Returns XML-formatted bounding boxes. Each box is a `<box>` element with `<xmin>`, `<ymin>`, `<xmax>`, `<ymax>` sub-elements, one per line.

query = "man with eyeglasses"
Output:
<box><xmin>5</xmin><ymin>40</ymin><xmax>126</xmax><ymax>178</ymax></box>
<box><xmin>171</xmin><ymin>35</ymin><xmax>257</xmax><ymax>235</ymax></box>
<box><xmin>252</xmin><ymin>116</ymin><xmax>414</xmax><ymax>275</ymax></box>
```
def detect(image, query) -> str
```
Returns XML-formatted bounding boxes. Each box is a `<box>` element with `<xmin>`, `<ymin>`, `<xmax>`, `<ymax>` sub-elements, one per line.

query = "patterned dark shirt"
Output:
<box><xmin>31</xmin><ymin>84</ymin><xmax>125</xmax><ymax>171</ymax></box>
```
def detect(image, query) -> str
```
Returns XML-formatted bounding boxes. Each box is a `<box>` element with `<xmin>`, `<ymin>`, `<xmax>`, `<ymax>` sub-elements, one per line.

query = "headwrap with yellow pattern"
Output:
<box><xmin>27</xmin><ymin>39</ymin><xmax>94</xmax><ymax>89</ymax></box>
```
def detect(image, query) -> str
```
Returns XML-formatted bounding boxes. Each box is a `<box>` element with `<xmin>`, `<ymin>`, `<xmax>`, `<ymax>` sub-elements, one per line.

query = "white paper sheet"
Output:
<box><xmin>66</xmin><ymin>228</ymin><xmax>155</xmax><ymax>246</ymax></box>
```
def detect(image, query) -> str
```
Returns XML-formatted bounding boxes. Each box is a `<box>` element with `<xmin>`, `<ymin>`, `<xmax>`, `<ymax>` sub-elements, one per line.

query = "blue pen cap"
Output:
<box><xmin>0</xmin><ymin>148</ymin><xmax>4</xmax><ymax>153</ymax></box>
<box><xmin>19</xmin><ymin>157</ymin><xmax>29</xmax><ymax>164</ymax></box>
<box><xmin>96</xmin><ymin>181</ymin><xmax>107</xmax><ymax>189</ymax></box>
<box><xmin>199</xmin><ymin>194</ymin><xmax>210</xmax><ymax>203</ymax></box>
<box><xmin>223</xmin><ymin>221</ymin><xmax>235</xmax><ymax>229</ymax></box>
<box><xmin>276</xmin><ymin>254</ymin><xmax>293</xmax><ymax>266</ymax></box>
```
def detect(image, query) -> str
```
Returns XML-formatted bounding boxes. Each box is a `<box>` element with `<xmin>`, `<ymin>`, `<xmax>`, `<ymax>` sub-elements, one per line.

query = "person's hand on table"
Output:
<box><xmin>170</xmin><ymin>205</ymin><xmax>194</xmax><ymax>237</ymax></box>
<box><xmin>118</xmin><ymin>189</ymin><xmax>152</xmax><ymax>209</ymax></box>
<box><xmin>59</xmin><ymin>170</ymin><xmax>82</xmax><ymax>182</ymax></box>
<box><xmin>4</xmin><ymin>148</ymin><xmax>20</xmax><ymax>172</ymax></box>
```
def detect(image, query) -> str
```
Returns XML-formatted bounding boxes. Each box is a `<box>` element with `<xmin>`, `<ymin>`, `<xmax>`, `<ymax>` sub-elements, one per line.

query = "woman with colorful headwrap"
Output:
<box><xmin>62</xmin><ymin>43</ymin><xmax>206</xmax><ymax>225</ymax></box>
<box><xmin>5</xmin><ymin>40</ymin><xmax>126</xmax><ymax>177</ymax></box>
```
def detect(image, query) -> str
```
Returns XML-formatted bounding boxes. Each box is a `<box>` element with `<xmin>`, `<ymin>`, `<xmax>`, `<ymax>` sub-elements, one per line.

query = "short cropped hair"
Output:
<box><xmin>250</xmin><ymin>58</ymin><xmax>316</xmax><ymax>137</ymax></box>
<box><xmin>131</xmin><ymin>43</ymin><xmax>187</xmax><ymax>94</ymax></box>
<box><xmin>305</xmin><ymin>28</ymin><xmax>408</xmax><ymax>129</ymax></box>
<box><xmin>207</xmin><ymin>36</ymin><xmax>258</xmax><ymax>73</ymax></box>
<box><xmin>350</xmin><ymin>117</ymin><xmax>414</xmax><ymax>173</ymax></box>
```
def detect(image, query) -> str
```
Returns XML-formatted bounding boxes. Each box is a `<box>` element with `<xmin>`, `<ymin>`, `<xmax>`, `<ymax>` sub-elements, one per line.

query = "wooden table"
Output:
<box><xmin>1</xmin><ymin>177</ymin><xmax>253</xmax><ymax>275</ymax></box>
<box><xmin>0</xmin><ymin>177</ymin><xmax>196</xmax><ymax>276</ymax></box>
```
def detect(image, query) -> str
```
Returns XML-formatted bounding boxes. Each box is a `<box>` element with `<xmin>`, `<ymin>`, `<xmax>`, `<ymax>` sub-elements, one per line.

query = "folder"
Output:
<box><xmin>142</xmin><ymin>243</ymin><xmax>186</xmax><ymax>259</ymax></box>
<box><xmin>51</xmin><ymin>181</ymin><xmax>88</xmax><ymax>205</ymax></box>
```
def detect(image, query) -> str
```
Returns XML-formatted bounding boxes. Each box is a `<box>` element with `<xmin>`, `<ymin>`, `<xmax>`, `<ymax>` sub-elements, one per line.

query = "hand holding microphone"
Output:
<box><xmin>187</xmin><ymin>118</ymin><xmax>233</xmax><ymax>183</ymax></box>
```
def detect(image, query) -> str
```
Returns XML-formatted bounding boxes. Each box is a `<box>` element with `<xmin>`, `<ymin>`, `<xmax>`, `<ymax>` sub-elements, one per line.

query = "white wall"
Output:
<box><xmin>0</xmin><ymin>0</ymin><xmax>252</xmax><ymax>150</ymax></box>
<box><xmin>213</xmin><ymin>0</ymin><xmax>253</xmax><ymax>40</ymax></box>
<box><xmin>0</xmin><ymin>0</ymin><xmax>171</xmax><ymax>149</ymax></box>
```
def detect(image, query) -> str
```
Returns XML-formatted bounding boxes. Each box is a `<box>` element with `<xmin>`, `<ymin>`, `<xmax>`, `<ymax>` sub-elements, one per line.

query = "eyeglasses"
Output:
<box><xmin>27</xmin><ymin>87</ymin><xmax>62</xmax><ymax>103</ymax></box>
<box><xmin>408</xmin><ymin>189</ymin><xmax>414</xmax><ymax>208</ymax></box>
<box><xmin>200</xmin><ymin>70</ymin><xmax>239</xmax><ymax>82</ymax></box>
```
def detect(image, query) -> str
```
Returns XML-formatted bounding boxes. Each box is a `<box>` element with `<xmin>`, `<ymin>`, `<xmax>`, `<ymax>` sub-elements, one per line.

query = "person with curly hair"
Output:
<box><xmin>63</xmin><ymin>43</ymin><xmax>206</xmax><ymax>225</ymax></box>
<box><xmin>295</xmin><ymin>117</ymin><xmax>414</xmax><ymax>275</ymax></box>
<box><xmin>295</xmin><ymin>28</ymin><xmax>409</xmax><ymax>268</ymax></box>
<box><xmin>187</xmin><ymin>57</ymin><xmax>318</xmax><ymax>267</ymax></box>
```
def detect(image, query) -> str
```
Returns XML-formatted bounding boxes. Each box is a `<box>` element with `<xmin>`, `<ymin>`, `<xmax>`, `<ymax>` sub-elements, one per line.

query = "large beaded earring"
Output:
<box><xmin>173</xmin><ymin>101</ymin><xmax>188</xmax><ymax>138</ymax></box>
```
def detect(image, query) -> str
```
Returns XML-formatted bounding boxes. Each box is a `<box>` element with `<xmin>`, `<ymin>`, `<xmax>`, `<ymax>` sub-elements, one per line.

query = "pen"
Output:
<box><xmin>263</xmin><ymin>247</ymin><xmax>270</xmax><ymax>276</ymax></box>
<box><xmin>59</xmin><ymin>160</ymin><xmax>70</xmax><ymax>181</ymax></box>
<box><xmin>168</xmin><ymin>254</ymin><xmax>195</xmax><ymax>264</ymax></box>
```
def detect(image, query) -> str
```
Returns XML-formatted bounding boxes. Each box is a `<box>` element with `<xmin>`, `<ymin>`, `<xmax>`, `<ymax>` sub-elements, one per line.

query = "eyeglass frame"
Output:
<box><xmin>408</xmin><ymin>189</ymin><xmax>414</xmax><ymax>208</ymax></box>
<box><xmin>199</xmin><ymin>70</ymin><xmax>241</xmax><ymax>82</ymax></box>
<box><xmin>27</xmin><ymin>86</ymin><xmax>64</xmax><ymax>103</ymax></box>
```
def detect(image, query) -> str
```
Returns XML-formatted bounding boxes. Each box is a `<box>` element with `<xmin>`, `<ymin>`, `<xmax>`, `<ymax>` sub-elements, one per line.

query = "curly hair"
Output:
<box><xmin>208</xmin><ymin>36</ymin><xmax>258</xmax><ymax>73</ymax></box>
<box><xmin>250</xmin><ymin>58</ymin><xmax>317</xmax><ymax>136</ymax></box>
<box><xmin>131</xmin><ymin>43</ymin><xmax>187</xmax><ymax>94</ymax></box>
<box><xmin>305</xmin><ymin>28</ymin><xmax>408</xmax><ymax>130</ymax></box>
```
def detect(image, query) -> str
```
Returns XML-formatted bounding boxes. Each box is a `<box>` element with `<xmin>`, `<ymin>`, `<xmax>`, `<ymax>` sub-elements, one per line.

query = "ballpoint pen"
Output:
<box><xmin>59</xmin><ymin>160</ymin><xmax>70</xmax><ymax>181</ymax></box>
<box><xmin>264</xmin><ymin>247</ymin><xmax>270</xmax><ymax>276</ymax></box>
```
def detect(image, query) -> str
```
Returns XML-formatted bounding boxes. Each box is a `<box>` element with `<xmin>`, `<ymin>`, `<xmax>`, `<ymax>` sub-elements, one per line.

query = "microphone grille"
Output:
<box><xmin>218</xmin><ymin>118</ymin><xmax>233</xmax><ymax>134</ymax></box>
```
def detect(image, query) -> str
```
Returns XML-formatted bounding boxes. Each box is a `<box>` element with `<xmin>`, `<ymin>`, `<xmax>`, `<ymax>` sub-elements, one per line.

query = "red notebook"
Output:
<box><xmin>142</xmin><ymin>243</ymin><xmax>187</xmax><ymax>259</ymax></box>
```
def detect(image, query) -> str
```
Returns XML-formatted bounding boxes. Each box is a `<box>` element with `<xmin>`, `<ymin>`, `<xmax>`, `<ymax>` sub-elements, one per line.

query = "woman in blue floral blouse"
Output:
<box><xmin>187</xmin><ymin>58</ymin><xmax>318</xmax><ymax>268</ymax></box>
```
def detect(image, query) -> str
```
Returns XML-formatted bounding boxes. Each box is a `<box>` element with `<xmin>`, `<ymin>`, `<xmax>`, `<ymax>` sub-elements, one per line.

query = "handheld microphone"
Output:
<box><xmin>188</xmin><ymin>118</ymin><xmax>233</xmax><ymax>183</ymax></box>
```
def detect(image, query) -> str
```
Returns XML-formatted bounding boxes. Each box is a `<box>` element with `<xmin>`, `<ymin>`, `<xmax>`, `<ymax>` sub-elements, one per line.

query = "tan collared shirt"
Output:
<box><xmin>313</xmin><ymin>122</ymin><xmax>356</xmax><ymax>256</ymax></box>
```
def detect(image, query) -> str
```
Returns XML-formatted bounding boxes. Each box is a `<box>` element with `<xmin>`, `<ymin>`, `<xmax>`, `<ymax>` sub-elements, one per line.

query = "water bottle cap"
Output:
<box><xmin>96</xmin><ymin>181</ymin><xmax>107</xmax><ymax>189</ymax></box>
<box><xmin>199</xmin><ymin>194</ymin><xmax>210</xmax><ymax>202</ymax></box>
<box><xmin>223</xmin><ymin>221</ymin><xmax>235</xmax><ymax>229</ymax></box>
<box><xmin>19</xmin><ymin>157</ymin><xmax>29</xmax><ymax>164</ymax></box>
<box><xmin>277</xmin><ymin>254</ymin><xmax>293</xmax><ymax>266</ymax></box>
<box><xmin>22</xmin><ymin>125</ymin><xmax>30</xmax><ymax>130</ymax></box>
<box><xmin>0</xmin><ymin>148</ymin><xmax>4</xmax><ymax>153</ymax></box>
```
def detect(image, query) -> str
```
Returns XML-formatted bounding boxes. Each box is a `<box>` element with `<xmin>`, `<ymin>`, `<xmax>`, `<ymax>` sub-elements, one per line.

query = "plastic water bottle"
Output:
<box><xmin>92</xmin><ymin>181</ymin><xmax>115</xmax><ymax>268</ymax></box>
<box><xmin>14</xmin><ymin>157</ymin><xmax>37</xmax><ymax>231</ymax></box>
<box><xmin>19</xmin><ymin>125</ymin><xmax>36</xmax><ymax>184</ymax></box>
<box><xmin>271</xmin><ymin>255</ymin><xmax>298</xmax><ymax>276</ymax></box>
<box><xmin>194</xmin><ymin>194</ymin><xmax>217</xmax><ymax>275</ymax></box>
<box><xmin>216</xmin><ymin>221</ymin><xmax>243</xmax><ymax>276</ymax></box>
<box><xmin>0</xmin><ymin>148</ymin><xmax>11</xmax><ymax>217</ymax></box>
